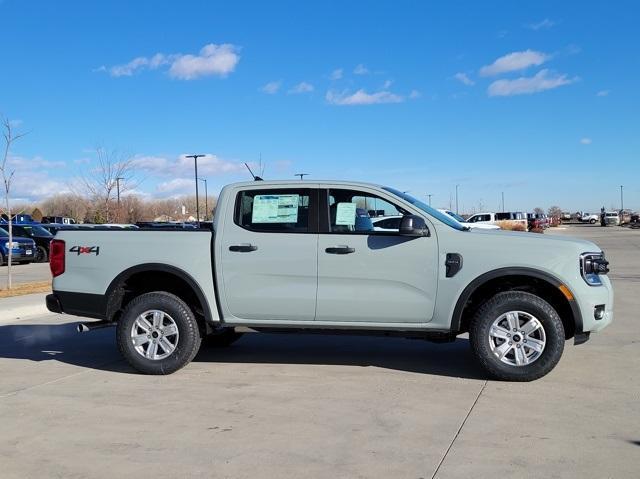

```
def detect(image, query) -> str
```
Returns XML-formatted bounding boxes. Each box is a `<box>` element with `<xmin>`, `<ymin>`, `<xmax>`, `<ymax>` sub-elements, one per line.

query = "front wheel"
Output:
<box><xmin>590</xmin><ymin>218</ymin><xmax>596</xmax><ymax>224</ymax></box>
<box><xmin>470</xmin><ymin>291</ymin><xmax>565</xmax><ymax>381</ymax></box>
<box><xmin>116</xmin><ymin>292</ymin><xmax>202</xmax><ymax>374</ymax></box>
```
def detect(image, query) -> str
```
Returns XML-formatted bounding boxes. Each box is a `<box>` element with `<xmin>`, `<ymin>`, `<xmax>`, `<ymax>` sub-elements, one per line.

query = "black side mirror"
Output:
<box><xmin>399</xmin><ymin>215</ymin><xmax>429</xmax><ymax>237</ymax></box>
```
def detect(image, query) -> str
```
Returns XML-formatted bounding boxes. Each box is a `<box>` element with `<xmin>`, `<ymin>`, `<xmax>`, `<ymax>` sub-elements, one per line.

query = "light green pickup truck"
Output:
<box><xmin>46</xmin><ymin>180</ymin><xmax>613</xmax><ymax>381</ymax></box>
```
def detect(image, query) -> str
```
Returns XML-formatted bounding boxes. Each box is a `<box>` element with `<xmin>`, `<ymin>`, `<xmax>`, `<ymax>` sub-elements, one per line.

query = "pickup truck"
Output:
<box><xmin>46</xmin><ymin>180</ymin><xmax>614</xmax><ymax>381</ymax></box>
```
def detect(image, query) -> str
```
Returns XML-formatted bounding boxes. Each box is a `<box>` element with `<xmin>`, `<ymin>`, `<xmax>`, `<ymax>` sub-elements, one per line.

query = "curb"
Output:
<box><xmin>0</xmin><ymin>293</ymin><xmax>49</xmax><ymax>324</ymax></box>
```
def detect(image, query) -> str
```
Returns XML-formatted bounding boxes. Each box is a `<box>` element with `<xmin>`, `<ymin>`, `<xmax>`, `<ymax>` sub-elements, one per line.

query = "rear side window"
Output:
<box><xmin>235</xmin><ymin>189</ymin><xmax>312</xmax><ymax>233</ymax></box>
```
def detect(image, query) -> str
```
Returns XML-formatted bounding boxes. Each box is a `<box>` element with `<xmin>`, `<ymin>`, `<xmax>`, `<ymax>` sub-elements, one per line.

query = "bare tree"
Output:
<box><xmin>534</xmin><ymin>207</ymin><xmax>545</xmax><ymax>215</ymax></box>
<box><xmin>548</xmin><ymin>206</ymin><xmax>562</xmax><ymax>218</ymax></box>
<box><xmin>1</xmin><ymin>117</ymin><xmax>27</xmax><ymax>289</ymax></box>
<box><xmin>79</xmin><ymin>147</ymin><xmax>137</xmax><ymax>223</ymax></box>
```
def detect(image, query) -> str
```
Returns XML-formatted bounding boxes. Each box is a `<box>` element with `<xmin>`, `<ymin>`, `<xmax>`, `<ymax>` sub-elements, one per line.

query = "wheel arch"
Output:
<box><xmin>451</xmin><ymin>267</ymin><xmax>583</xmax><ymax>340</ymax></box>
<box><xmin>104</xmin><ymin>263</ymin><xmax>215</xmax><ymax>332</ymax></box>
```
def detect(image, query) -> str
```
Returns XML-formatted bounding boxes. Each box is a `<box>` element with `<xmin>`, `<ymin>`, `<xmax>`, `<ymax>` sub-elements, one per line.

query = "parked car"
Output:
<box><xmin>47</xmin><ymin>180</ymin><xmax>613</xmax><ymax>381</ymax></box>
<box><xmin>11</xmin><ymin>224</ymin><xmax>53</xmax><ymax>262</ymax></box>
<box><xmin>561</xmin><ymin>212</ymin><xmax>572</xmax><ymax>221</ymax></box>
<box><xmin>527</xmin><ymin>213</ymin><xmax>549</xmax><ymax>230</ymax></box>
<box><xmin>579</xmin><ymin>213</ymin><xmax>599</xmax><ymax>224</ymax></box>
<box><xmin>0</xmin><ymin>225</ymin><xmax>36</xmax><ymax>265</ymax></box>
<box><xmin>466</xmin><ymin>212</ymin><xmax>527</xmax><ymax>230</ymax></box>
<box><xmin>437</xmin><ymin>209</ymin><xmax>500</xmax><ymax>230</ymax></box>
<box><xmin>371</xmin><ymin>215</ymin><xmax>403</xmax><ymax>231</ymax></box>
<box><xmin>40</xmin><ymin>223</ymin><xmax>80</xmax><ymax>235</ymax></box>
<box><xmin>604</xmin><ymin>211</ymin><xmax>620</xmax><ymax>226</ymax></box>
<box><xmin>41</xmin><ymin>216</ymin><xmax>77</xmax><ymax>225</ymax></box>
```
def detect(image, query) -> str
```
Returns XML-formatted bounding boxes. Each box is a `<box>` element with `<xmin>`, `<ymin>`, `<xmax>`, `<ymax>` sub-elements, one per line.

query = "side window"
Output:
<box><xmin>327</xmin><ymin>189</ymin><xmax>404</xmax><ymax>233</ymax></box>
<box><xmin>236</xmin><ymin>188</ymin><xmax>311</xmax><ymax>233</ymax></box>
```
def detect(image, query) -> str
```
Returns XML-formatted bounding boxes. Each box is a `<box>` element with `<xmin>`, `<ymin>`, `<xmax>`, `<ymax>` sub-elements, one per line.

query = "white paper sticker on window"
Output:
<box><xmin>335</xmin><ymin>202</ymin><xmax>357</xmax><ymax>226</ymax></box>
<box><xmin>252</xmin><ymin>194</ymin><xmax>299</xmax><ymax>223</ymax></box>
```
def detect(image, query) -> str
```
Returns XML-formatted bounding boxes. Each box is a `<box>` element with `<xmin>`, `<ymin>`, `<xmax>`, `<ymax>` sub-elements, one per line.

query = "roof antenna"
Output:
<box><xmin>245</xmin><ymin>162</ymin><xmax>263</xmax><ymax>181</ymax></box>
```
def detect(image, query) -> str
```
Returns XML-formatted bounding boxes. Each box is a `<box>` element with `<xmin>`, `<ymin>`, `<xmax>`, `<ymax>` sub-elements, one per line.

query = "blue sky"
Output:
<box><xmin>1</xmin><ymin>0</ymin><xmax>638</xmax><ymax>212</ymax></box>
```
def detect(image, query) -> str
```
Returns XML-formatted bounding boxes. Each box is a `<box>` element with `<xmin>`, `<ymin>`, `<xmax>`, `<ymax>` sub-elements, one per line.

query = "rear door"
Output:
<box><xmin>218</xmin><ymin>187</ymin><xmax>319</xmax><ymax>321</ymax></box>
<box><xmin>316</xmin><ymin>187</ymin><xmax>438</xmax><ymax>324</ymax></box>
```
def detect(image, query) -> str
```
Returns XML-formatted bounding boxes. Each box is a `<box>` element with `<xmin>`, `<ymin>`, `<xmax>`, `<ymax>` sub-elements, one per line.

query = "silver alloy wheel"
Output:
<box><xmin>130</xmin><ymin>310</ymin><xmax>179</xmax><ymax>360</ymax></box>
<box><xmin>488</xmin><ymin>310</ymin><xmax>546</xmax><ymax>366</ymax></box>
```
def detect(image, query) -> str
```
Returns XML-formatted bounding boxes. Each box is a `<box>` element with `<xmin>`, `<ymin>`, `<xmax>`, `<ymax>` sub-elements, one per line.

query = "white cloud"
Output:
<box><xmin>353</xmin><ymin>64</ymin><xmax>369</xmax><ymax>75</ymax></box>
<box><xmin>409</xmin><ymin>89</ymin><xmax>422</xmax><ymax>99</ymax></box>
<box><xmin>527</xmin><ymin>19</ymin><xmax>555</xmax><ymax>31</ymax></box>
<box><xmin>132</xmin><ymin>154</ymin><xmax>246</xmax><ymax>177</ymax></box>
<box><xmin>597</xmin><ymin>90</ymin><xmax>610</xmax><ymax>97</ymax></box>
<box><xmin>383</xmin><ymin>79</ymin><xmax>393</xmax><ymax>89</ymax></box>
<box><xmin>156</xmin><ymin>178</ymin><xmax>196</xmax><ymax>194</ymax></box>
<box><xmin>580</xmin><ymin>138</ymin><xmax>592</xmax><ymax>145</ymax></box>
<box><xmin>169</xmin><ymin>44</ymin><xmax>240</xmax><ymax>80</ymax></box>
<box><xmin>288</xmin><ymin>82</ymin><xmax>314</xmax><ymax>94</ymax></box>
<box><xmin>330</xmin><ymin>68</ymin><xmax>343</xmax><ymax>80</ymax></box>
<box><xmin>454</xmin><ymin>72</ymin><xmax>475</xmax><ymax>86</ymax></box>
<box><xmin>99</xmin><ymin>43</ymin><xmax>239</xmax><ymax>80</ymax></box>
<box><xmin>487</xmin><ymin>69</ymin><xmax>577</xmax><ymax>96</ymax></box>
<box><xmin>326</xmin><ymin>89</ymin><xmax>404</xmax><ymax>106</ymax></box>
<box><xmin>261</xmin><ymin>80</ymin><xmax>282</xmax><ymax>94</ymax></box>
<box><xmin>480</xmin><ymin>50</ymin><xmax>549</xmax><ymax>77</ymax></box>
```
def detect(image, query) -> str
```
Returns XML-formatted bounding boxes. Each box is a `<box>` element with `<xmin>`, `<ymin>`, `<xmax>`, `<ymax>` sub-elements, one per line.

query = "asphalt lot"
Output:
<box><xmin>0</xmin><ymin>224</ymin><xmax>638</xmax><ymax>478</ymax></box>
<box><xmin>0</xmin><ymin>261</ymin><xmax>51</xmax><ymax>285</ymax></box>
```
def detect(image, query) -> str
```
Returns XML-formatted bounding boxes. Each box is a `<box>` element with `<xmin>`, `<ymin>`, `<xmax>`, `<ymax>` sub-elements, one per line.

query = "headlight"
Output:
<box><xmin>580</xmin><ymin>252</ymin><xmax>609</xmax><ymax>286</ymax></box>
<box><xmin>4</xmin><ymin>242</ymin><xmax>20</xmax><ymax>249</ymax></box>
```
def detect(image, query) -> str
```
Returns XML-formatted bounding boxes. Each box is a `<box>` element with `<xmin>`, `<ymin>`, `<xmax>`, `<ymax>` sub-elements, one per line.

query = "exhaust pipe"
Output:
<box><xmin>77</xmin><ymin>321</ymin><xmax>113</xmax><ymax>333</ymax></box>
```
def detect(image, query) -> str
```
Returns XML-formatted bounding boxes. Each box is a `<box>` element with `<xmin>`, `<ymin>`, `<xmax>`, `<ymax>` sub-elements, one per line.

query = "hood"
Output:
<box><xmin>0</xmin><ymin>235</ymin><xmax>36</xmax><ymax>245</ymax></box>
<box><xmin>466</xmin><ymin>228</ymin><xmax>600</xmax><ymax>251</ymax></box>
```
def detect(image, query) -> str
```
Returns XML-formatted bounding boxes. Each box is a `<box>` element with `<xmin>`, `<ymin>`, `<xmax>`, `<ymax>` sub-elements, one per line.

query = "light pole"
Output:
<box><xmin>198</xmin><ymin>178</ymin><xmax>208</xmax><ymax>220</ymax></box>
<box><xmin>501</xmin><ymin>191</ymin><xmax>505</xmax><ymax>212</ymax></box>
<box><xmin>116</xmin><ymin>177</ymin><xmax>124</xmax><ymax>223</ymax></box>
<box><xmin>186</xmin><ymin>154</ymin><xmax>205</xmax><ymax>225</ymax></box>
<box><xmin>295</xmin><ymin>173</ymin><xmax>309</xmax><ymax>180</ymax></box>
<box><xmin>620</xmin><ymin>185</ymin><xmax>624</xmax><ymax>212</ymax></box>
<box><xmin>455</xmin><ymin>184</ymin><xmax>460</xmax><ymax>215</ymax></box>
<box><xmin>427</xmin><ymin>194</ymin><xmax>432</xmax><ymax>206</ymax></box>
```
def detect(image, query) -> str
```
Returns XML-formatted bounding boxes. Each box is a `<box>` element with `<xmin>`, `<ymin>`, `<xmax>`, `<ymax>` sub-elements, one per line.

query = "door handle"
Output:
<box><xmin>325</xmin><ymin>245</ymin><xmax>355</xmax><ymax>255</ymax></box>
<box><xmin>229</xmin><ymin>244</ymin><xmax>258</xmax><ymax>253</ymax></box>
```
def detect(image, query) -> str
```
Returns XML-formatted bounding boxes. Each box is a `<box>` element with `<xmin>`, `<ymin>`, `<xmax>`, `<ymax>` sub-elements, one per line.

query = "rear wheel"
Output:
<box><xmin>0</xmin><ymin>251</ymin><xmax>4</xmax><ymax>266</ymax></box>
<box><xmin>116</xmin><ymin>292</ymin><xmax>202</xmax><ymax>374</ymax></box>
<box><xmin>589</xmin><ymin>218</ymin><xmax>596</xmax><ymax>224</ymax></box>
<box><xmin>35</xmin><ymin>246</ymin><xmax>48</xmax><ymax>263</ymax></box>
<box><xmin>470</xmin><ymin>291</ymin><xmax>565</xmax><ymax>381</ymax></box>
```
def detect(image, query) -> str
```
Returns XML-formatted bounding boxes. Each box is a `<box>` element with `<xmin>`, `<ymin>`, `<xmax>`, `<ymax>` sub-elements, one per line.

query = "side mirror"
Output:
<box><xmin>399</xmin><ymin>215</ymin><xmax>429</xmax><ymax>237</ymax></box>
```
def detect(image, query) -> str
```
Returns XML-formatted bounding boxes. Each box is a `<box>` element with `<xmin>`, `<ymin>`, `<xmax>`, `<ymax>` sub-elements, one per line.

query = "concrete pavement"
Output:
<box><xmin>0</xmin><ymin>224</ymin><xmax>638</xmax><ymax>478</ymax></box>
<box><xmin>0</xmin><ymin>261</ymin><xmax>51</xmax><ymax>286</ymax></box>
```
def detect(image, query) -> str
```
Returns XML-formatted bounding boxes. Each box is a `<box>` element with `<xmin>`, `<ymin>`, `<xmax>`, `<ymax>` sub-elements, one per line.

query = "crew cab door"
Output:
<box><xmin>218</xmin><ymin>187</ymin><xmax>318</xmax><ymax>321</ymax></box>
<box><xmin>316</xmin><ymin>188</ymin><xmax>438</xmax><ymax>324</ymax></box>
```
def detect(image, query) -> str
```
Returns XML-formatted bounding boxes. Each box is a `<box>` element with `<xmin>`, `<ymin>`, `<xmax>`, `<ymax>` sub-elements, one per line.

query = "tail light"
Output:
<box><xmin>50</xmin><ymin>239</ymin><xmax>65</xmax><ymax>277</ymax></box>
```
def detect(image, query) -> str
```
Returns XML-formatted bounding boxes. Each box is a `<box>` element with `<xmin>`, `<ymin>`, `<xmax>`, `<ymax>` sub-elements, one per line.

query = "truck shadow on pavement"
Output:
<box><xmin>0</xmin><ymin>323</ymin><xmax>486</xmax><ymax>380</ymax></box>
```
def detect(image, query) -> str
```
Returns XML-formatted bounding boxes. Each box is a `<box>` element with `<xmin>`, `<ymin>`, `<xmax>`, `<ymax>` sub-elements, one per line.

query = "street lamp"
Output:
<box><xmin>620</xmin><ymin>185</ymin><xmax>624</xmax><ymax>212</ymax></box>
<box><xmin>501</xmin><ymin>191</ymin><xmax>505</xmax><ymax>212</ymax></box>
<box><xmin>116</xmin><ymin>177</ymin><xmax>124</xmax><ymax>223</ymax></box>
<box><xmin>426</xmin><ymin>194</ymin><xmax>432</xmax><ymax>206</ymax></box>
<box><xmin>455</xmin><ymin>184</ymin><xmax>460</xmax><ymax>215</ymax></box>
<box><xmin>186</xmin><ymin>154</ymin><xmax>205</xmax><ymax>225</ymax></box>
<box><xmin>295</xmin><ymin>173</ymin><xmax>309</xmax><ymax>180</ymax></box>
<box><xmin>198</xmin><ymin>178</ymin><xmax>208</xmax><ymax>221</ymax></box>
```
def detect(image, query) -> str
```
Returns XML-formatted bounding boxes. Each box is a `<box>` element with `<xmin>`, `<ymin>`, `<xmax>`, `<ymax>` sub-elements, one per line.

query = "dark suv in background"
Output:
<box><xmin>11</xmin><ymin>224</ymin><xmax>53</xmax><ymax>262</ymax></box>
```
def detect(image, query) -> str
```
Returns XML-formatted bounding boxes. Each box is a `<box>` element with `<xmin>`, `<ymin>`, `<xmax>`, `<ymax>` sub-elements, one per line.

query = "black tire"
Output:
<box><xmin>589</xmin><ymin>218</ymin><xmax>596</xmax><ymax>224</ymax></box>
<box><xmin>0</xmin><ymin>251</ymin><xmax>4</xmax><ymax>266</ymax></box>
<box><xmin>35</xmin><ymin>246</ymin><xmax>48</xmax><ymax>263</ymax></box>
<box><xmin>116</xmin><ymin>291</ymin><xmax>202</xmax><ymax>375</ymax></box>
<box><xmin>470</xmin><ymin>291</ymin><xmax>565</xmax><ymax>382</ymax></box>
<box><xmin>203</xmin><ymin>328</ymin><xmax>244</xmax><ymax>348</ymax></box>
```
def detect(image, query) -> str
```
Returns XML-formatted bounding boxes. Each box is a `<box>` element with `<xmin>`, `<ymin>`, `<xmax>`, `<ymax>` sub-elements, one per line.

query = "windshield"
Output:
<box><xmin>17</xmin><ymin>224</ymin><xmax>53</xmax><ymax>237</ymax></box>
<box><xmin>444</xmin><ymin>210</ymin><xmax>466</xmax><ymax>223</ymax></box>
<box><xmin>382</xmin><ymin>187</ymin><xmax>466</xmax><ymax>231</ymax></box>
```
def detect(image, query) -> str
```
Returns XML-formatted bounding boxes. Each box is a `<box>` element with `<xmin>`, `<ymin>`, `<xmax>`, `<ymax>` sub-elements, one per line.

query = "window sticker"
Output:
<box><xmin>252</xmin><ymin>194</ymin><xmax>299</xmax><ymax>223</ymax></box>
<box><xmin>335</xmin><ymin>202</ymin><xmax>357</xmax><ymax>226</ymax></box>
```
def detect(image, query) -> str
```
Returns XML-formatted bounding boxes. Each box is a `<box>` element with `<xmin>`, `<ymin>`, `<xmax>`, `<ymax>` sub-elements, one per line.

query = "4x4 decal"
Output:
<box><xmin>69</xmin><ymin>245</ymin><xmax>100</xmax><ymax>256</ymax></box>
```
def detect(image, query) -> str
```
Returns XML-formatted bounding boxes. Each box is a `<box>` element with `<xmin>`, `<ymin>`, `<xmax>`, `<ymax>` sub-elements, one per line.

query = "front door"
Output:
<box><xmin>219</xmin><ymin>187</ymin><xmax>318</xmax><ymax>321</ymax></box>
<box><xmin>316</xmin><ymin>188</ymin><xmax>438</xmax><ymax>324</ymax></box>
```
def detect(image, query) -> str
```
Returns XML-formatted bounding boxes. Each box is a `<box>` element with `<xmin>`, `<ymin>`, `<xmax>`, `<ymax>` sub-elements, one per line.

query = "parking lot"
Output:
<box><xmin>0</xmin><ymin>224</ymin><xmax>638</xmax><ymax>479</ymax></box>
<box><xmin>0</xmin><ymin>261</ymin><xmax>50</xmax><ymax>286</ymax></box>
